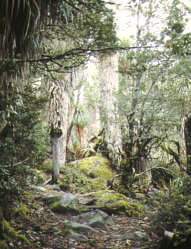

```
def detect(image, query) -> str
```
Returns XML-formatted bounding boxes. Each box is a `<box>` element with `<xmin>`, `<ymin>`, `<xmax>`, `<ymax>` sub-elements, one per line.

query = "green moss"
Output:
<box><xmin>1</xmin><ymin>220</ymin><xmax>29</xmax><ymax>244</ymax></box>
<box><xmin>59</xmin><ymin>156</ymin><xmax>114</xmax><ymax>193</ymax></box>
<box><xmin>0</xmin><ymin>241</ymin><xmax>9</xmax><ymax>249</ymax></box>
<box><xmin>41</xmin><ymin>160</ymin><xmax>65</xmax><ymax>174</ymax></box>
<box><xmin>41</xmin><ymin>161</ymin><xmax>52</xmax><ymax>173</ymax></box>
<box><xmin>13</xmin><ymin>203</ymin><xmax>29</xmax><ymax>218</ymax></box>
<box><xmin>77</xmin><ymin>156</ymin><xmax>113</xmax><ymax>180</ymax></box>
<box><xmin>85</xmin><ymin>190</ymin><xmax>144</xmax><ymax>216</ymax></box>
<box><xmin>49</xmin><ymin>201</ymin><xmax>60</xmax><ymax>210</ymax></box>
<box><xmin>62</xmin><ymin>228</ymin><xmax>73</xmax><ymax>235</ymax></box>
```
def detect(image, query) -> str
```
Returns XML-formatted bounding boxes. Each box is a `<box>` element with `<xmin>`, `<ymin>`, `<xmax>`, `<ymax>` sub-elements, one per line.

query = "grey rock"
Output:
<box><xmin>134</xmin><ymin>231</ymin><xmax>147</xmax><ymax>240</ymax></box>
<box><xmin>45</xmin><ymin>184</ymin><xmax>61</xmax><ymax>191</ymax></box>
<box><xmin>112</xmin><ymin>231</ymin><xmax>147</xmax><ymax>241</ymax></box>
<box><xmin>86</xmin><ymin>216</ymin><xmax>107</xmax><ymax>228</ymax></box>
<box><xmin>112</xmin><ymin>233</ymin><xmax>132</xmax><ymax>240</ymax></box>
<box><xmin>63</xmin><ymin>220</ymin><xmax>99</xmax><ymax>234</ymax></box>
<box><xmin>72</xmin><ymin>209</ymin><xmax>114</xmax><ymax>228</ymax></box>
<box><xmin>31</xmin><ymin>185</ymin><xmax>47</xmax><ymax>192</ymax></box>
<box><xmin>66</xmin><ymin>231</ymin><xmax>89</xmax><ymax>242</ymax></box>
<box><xmin>43</xmin><ymin>193</ymin><xmax>83</xmax><ymax>214</ymax></box>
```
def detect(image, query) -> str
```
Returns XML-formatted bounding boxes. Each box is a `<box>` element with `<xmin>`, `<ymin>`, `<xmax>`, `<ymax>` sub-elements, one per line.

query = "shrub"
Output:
<box><xmin>0</xmin><ymin>82</ymin><xmax>48</xmax><ymax>211</ymax></box>
<box><xmin>152</xmin><ymin>176</ymin><xmax>191</xmax><ymax>249</ymax></box>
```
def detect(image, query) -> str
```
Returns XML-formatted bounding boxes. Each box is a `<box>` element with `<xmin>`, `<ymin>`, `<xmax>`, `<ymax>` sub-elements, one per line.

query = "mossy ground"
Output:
<box><xmin>4</xmin><ymin>189</ymin><xmax>156</xmax><ymax>249</ymax></box>
<box><xmin>59</xmin><ymin>156</ymin><xmax>114</xmax><ymax>193</ymax></box>
<box><xmin>0</xmin><ymin>219</ymin><xmax>29</xmax><ymax>245</ymax></box>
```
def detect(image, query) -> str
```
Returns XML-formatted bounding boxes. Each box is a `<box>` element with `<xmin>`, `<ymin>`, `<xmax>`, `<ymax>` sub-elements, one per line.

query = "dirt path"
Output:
<box><xmin>10</xmin><ymin>189</ymin><xmax>159</xmax><ymax>249</ymax></box>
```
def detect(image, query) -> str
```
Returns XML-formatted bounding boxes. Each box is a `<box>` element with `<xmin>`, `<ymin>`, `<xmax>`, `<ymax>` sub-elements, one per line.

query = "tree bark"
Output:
<box><xmin>183</xmin><ymin>112</ymin><xmax>191</xmax><ymax>175</ymax></box>
<box><xmin>97</xmin><ymin>54</ymin><xmax>122</xmax><ymax>167</ymax></box>
<box><xmin>48</xmin><ymin>74</ymin><xmax>71</xmax><ymax>183</ymax></box>
<box><xmin>51</xmin><ymin>136</ymin><xmax>60</xmax><ymax>183</ymax></box>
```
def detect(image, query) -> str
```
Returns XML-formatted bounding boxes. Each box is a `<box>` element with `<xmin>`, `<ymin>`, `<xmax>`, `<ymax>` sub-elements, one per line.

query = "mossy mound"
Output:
<box><xmin>59</xmin><ymin>156</ymin><xmax>114</xmax><ymax>193</ymax></box>
<box><xmin>84</xmin><ymin>190</ymin><xmax>144</xmax><ymax>216</ymax></box>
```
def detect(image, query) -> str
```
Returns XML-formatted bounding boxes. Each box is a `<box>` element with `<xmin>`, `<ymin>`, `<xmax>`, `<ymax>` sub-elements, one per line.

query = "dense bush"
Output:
<box><xmin>0</xmin><ymin>83</ymin><xmax>49</xmax><ymax>210</ymax></box>
<box><xmin>152</xmin><ymin>176</ymin><xmax>191</xmax><ymax>249</ymax></box>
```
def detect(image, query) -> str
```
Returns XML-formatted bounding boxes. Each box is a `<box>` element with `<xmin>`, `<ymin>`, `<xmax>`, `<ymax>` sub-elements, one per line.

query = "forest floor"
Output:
<box><xmin>10</xmin><ymin>188</ymin><xmax>161</xmax><ymax>249</ymax></box>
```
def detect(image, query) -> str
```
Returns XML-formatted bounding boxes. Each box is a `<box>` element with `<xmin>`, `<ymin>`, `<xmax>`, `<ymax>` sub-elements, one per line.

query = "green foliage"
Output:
<box><xmin>163</xmin><ymin>0</ymin><xmax>191</xmax><ymax>56</ymax></box>
<box><xmin>116</xmin><ymin>0</ymin><xmax>191</xmax><ymax>187</ymax></box>
<box><xmin>0</xmin><ymin>219</ymin><xmax>29</xmax><ymax>244</ymax></box>
<box><xmin>0</xmin><ymin>82</ymin><xmax>49</xmax><ymax>206</ymax></box>
<box><xmin>152</xmin><ymin>176</ymin><xmax>191</xmax><ymax>249</ymax></box>
<box><xmin>151</xmin><ymin>167</ymin><xmax>174</xmax><ymax>188</ymax></box>
<box><xmin>0</xmin><ymin>240</ymin><xmax>9</xmax><ymax>249</ymax></box>
<box><xmin>72</xmin><ymin>107</ymin><xmax>88</xmax><ymax>127</ymax></box>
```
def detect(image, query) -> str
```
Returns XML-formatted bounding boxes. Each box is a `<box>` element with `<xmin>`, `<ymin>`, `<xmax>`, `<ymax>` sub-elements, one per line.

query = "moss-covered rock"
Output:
<box><xmin>59</xmin><ymin>156</ymin><xmax>114</xmax><ymax>193</ymax></box>
<box><xmin>83</xmin><ymin>190</ymin><xmax>144</xmax><ymax>216</ymax></box>
<box><xmin>43</xmin><ymin>193</ymin><xmax>84</xmax><ymax>214</ymax></box>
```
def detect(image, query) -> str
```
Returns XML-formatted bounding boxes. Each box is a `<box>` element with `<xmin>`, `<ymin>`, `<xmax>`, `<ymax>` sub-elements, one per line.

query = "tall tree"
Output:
<box><xmin>97</xmin><ymin>53</ymin><xmax>122</xmax><ymax>167</ymax></box>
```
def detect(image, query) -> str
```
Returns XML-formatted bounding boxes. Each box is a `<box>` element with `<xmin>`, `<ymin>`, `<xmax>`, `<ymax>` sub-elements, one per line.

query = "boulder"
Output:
<box><xmin>63</xmin><ymin>220</ymin><xmax>99</xmax><ymax>234</ymax></box>
<box><xmin>83</xmin><ymin>190</ymin><xmax>144</xmax><ymax>216</ymax></box>
<box><xmin>43</xmin><ymin>193</ymin><xmax>83</xmax><ymax>214</ymax></box>
<box><xmin>72</xmin><ymin>209</ymin><xmax>114</xmax><ymax>228</ymax></box>
<box><xmin>65</xmin><ymin>230</ymin><xmax>89</xmax><ymax>242</ymax></box>
<box><xmin>59</xmin><ymin>156</ymin><xmax>114</xmax><ymax>193</ymax></box>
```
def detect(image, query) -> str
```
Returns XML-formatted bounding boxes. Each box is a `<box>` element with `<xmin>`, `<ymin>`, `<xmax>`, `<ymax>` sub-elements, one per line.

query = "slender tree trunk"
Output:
<box><xmin>48</xmin><ymin>74</ymin><xmax>71</xmax><ymax>183</ymax></box>
<box><xmin>183</xmin><ymin>112</ymin><xmax>191</xmax><ymax>175</ymax></box>
<box><xmin>51</xmin><ymin>136</ymin><xmax>60</xmax><ymax>183</ymax></box>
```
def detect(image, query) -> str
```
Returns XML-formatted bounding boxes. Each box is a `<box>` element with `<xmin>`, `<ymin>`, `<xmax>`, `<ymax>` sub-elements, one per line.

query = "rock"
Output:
<box><xmin>59</xmin><ymin>156</ymin><xmax>114</xmax><ymax>193</ymax></box>
<box><xmin>112</xmin><ymin>233</ymin><xmax>132</xmax><ymax>240</ymax></box>
<box><xmin>112</xmin><ymin>231</ymin><xmax>147</xmax><ymax>241</ymax></box>
<box><xmin>133</xmin><ymin>231</ymin><xmax>147</xmax><ymax>240</ymax></box>
<box><xmin>83</xmin><ymin>190</ymin><xmax>144</xmax><ymax>216</ymax></box>
<box><xmin>43</xmin><ymin>193</ymin><xmax>83</xmax><ymax>214</ymax></box>
<box><xmin>31</xmin><ymin>185</ymin><xmax>47</xmax><ymax>192</ymax></box>
<box><xmin>66</xmin><ymin>231</ymin><xmax>89</xmax><ymax>242</ymax></box>
<box><xmin>72</xmin><ymin>209</ymin><xmax>114</xmax><ymax>228</ymax></box>
<box><xmin>45</xmin><ymin>184</ymin><xmax>61</xmax><ymax>191</ymax></box>
<box><xmin>63</xmin><ymin>220</ymin><xmax>99</xmax><ymax>234</ymax></box>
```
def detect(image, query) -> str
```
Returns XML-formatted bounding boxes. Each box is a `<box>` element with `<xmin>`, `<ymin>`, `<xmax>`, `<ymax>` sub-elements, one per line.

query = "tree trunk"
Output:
<box><xmin>183</xmin><ymin>112</ymin><xmax>191</xmax><ymax>175</ymax></box>
<box><xmin>51</xmin><ymin>135</ymin><xmax>60</xmax><ymax>183</ymax></box>
<box><xmin>97</xmin><ymin>54</ymin><xmax>122</xmax><ymax>167</ymax></box>
<box><xmin>48</xmin><ymin>74</ymin><xmax>71</xmax><ymax>183</ymax></box>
